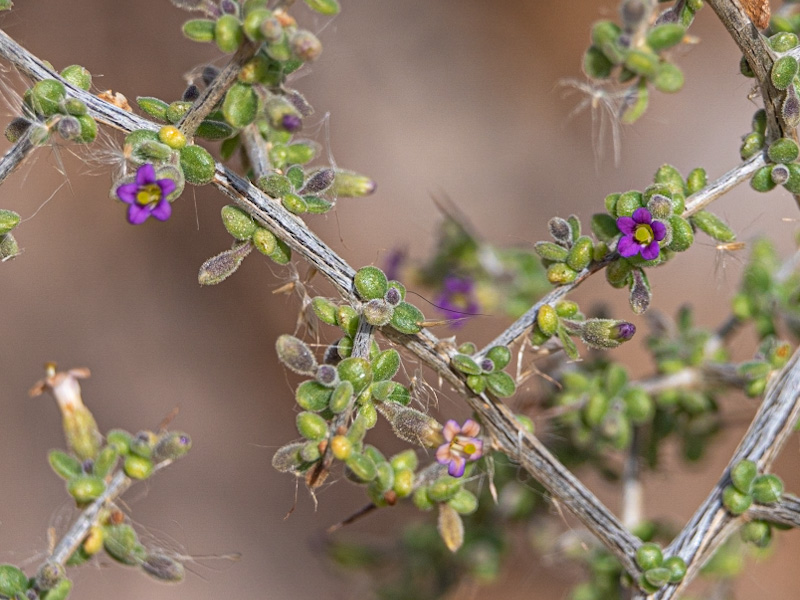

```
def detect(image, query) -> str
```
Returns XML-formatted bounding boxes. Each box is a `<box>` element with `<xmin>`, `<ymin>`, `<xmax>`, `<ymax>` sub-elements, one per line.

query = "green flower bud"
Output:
<box><xmin>285</xmin><ymin>141</ymin><xmax>319</xmax><ymax>165</ymax></box>
<box><xmin>534</xmin><ymin>241</ymin><xmax>569</xmax><ymax>262</ymax></box>
<box><xmin>289</xmin><ymin>29</ymin><xmax>322</xmax><ymax>62</ymax></box>
<box><xmin>197</xmin><ymin>118</ymin><xmax>235</xmax><ymax>140</ymax></box>
<box><xmin>768</xmin><ymin>137</ymin><xmax>799</xmax><ymax>163</ymax></box>
<box><xmin>451</xmin><ymin>353</ymin><xmax>481</xmax><ymax>376</ymax></box>
<box><xmin>354</xmin><ymin>266</ymin><xmax>388</xmax><ymax>300</ymax></box>
<box><xmin>390</xmin><ymin>301</ymin><xmax>423</xmax><ymax>334</ymax></box>
<box><xmin>68</xmin><ymin>475</ymin><xmax>106</xmax><ymax>503</ymax></box>
<box><xmin>372</xmin><ymin>349</ymin><xmax>400</xmax><ymax>381</ymax></box>
<box><xmin>690</xmin><ymin>210</ymin><xmax>736</xmax><ymax>243</ymax></box>
<box><xmin>566</xmin><ymin>236</ymin><xmax>593</xmax><ymax>271</ymax></box>
<box><xmin>413</xmin><ymin>486</ymin><xmax>435</xmax><ymax>511</ymax></box>
<box><xmin>300</xmin><ymin>440</ymin><xmax>321</xmax><ymax>462</ymax></box>
<box><xmin>329</xmin><ymin>434</ymin><xmax>352</xmax><ymax>461</ymax></box>
<box><xmin>74</xmin><ymin>114</ymin><xmax>97</xmax><ymax>144</ymax></box>
<box><xmin>620</xmin><ymin>78</ymin><xmax>649</xmax><ymax>124</ymax></box>
<box><xmin>722</xmin><ymin>484</ymin><xmax>752</xmax><ymax>515</ymax></box>
<box><xmin>180</xmin><ymin>144</ymin><xmax>216</xmax><ymax>185</ymax></box>
<box><xmin>616</xmin><ymin>190</ymin><xmax>645</xmax><ymax>217</ymax></box>
<box><xmin>583</xmin><ymin>45</ymin><xmax>613</xmax><ymax>79</ymax></box>
<box><xmin>330</xmin><ymin>169</ymin><xmax>376</xmax><ymax>197</ymax></box>
<box><xmin>751</xmin><ymin>165</ymin><xmax>777</xmax><ymax>192</ymax></box>
<box><xmin>769</xmin><ymin>31</ymin><xmax>799</xmax><ymax>52</ymax></box>
<box><xmin>242</xmin><ymin>8</ymin><xmax>270</xmax><ymax>40</ymax></box>
<box><xmin>48</xmin><ymin>449</ymin><xmax>83</xmax><ymax>480</ymax></box>
<box><xmin>221</xmin><ymin>204</ymin><xmax>256</xmax><ymax>240</ymax></box>
<box><xmin>771</xmin><ymin>55</ymin><xmax>798</xmax><ymax>90</ymax></box>
<box><xmin>485</xmin><ymin>371</ymin><xmax>516</xmax><ymax>398</ymax></box>
<box><xmin>654</xmin><ymin>62</ymin><xmax>684</xmax><ymax>93</ymax></box>
<box><xmin>30</xmin><ymin>79</ymin><xmax>66</xmax><ymax>116</ymax></box>
<box><xmin>198</xmin><ymin>242</ymin><xmax>252</xmax><ymax>285</ymax></box>
<box><xmin>624</xmin><ymin>49</ymin><xmax>658</xmax><ymax>78</ymax></box>
<box><xmin>0</xmin><ymin>565</ymin><xmax>28</xmax><ymax>597</ymax></box>
<box><xmin>215</xmin><ymin>14</ymin><xmax>244</xmax><ymax>53</ymax></box>
<box><xmin>165</xmin><ymin>100</ymin><xmax>192</xmax><ymax>123</ymax></box>
<box><xmin>303</xmin><ymin>0</ymin><xmax>340</xmax><ymax>15</ymax></box>
<box><xmin>428</xmin><ymin>475</ymin><xmax>461</xmax><ymax>502</ymax></box>
<box><xmin>158</xmin><ymin>125</ymin><xmax>186</xmax><ymax>149</ymax></box>
<box><xmin>337</xmin><ymin>307</ymin><xmax>359</xmax><ymax>338</ymax></box>
<box><xmin>373</xmin><ymin>461</ymin><xmax>395</xmax><ymax>493</ymax></box>
<box><xmin>328</xmin><ymin>380</ymin><xmax>353</xmax><ymax>413</ymax></box>
<box><xmin>546</xmin><ymin>262</ymin><xmax>578</xmax><ymax>285</ymax></box>
<box><xmin>465</xmin><ymin>373</ymin><xmax>485</xmax><ymax>394</ymax></box>
<box><xmin>182</xmin><ymin>18</ymin><xmax>216</xmax><ymax>42</ymax></box>
<box><xmin>296</xmin><ymin>411</ymin><xmax>328</xmax><ymax>441</ymax></box>
<box><xmin>123</xmin><ymin>454</ymin><xmax>154</xmax><ymax>479</ymax></box>
<box><xmin>390</xmin><ymin>449</ymin><xmax>418</xmax><ymax>471</ymax></box>
<box><xmin>393</xmin><ymin>468</ymin><xmax>414</xmax><ymax>497</ymax></box>
<box><xmin>136</xmin><ymin>96</ymin><xmax>169</xmax><ymax>121</ymax></box>
<box><xmin>0</xmin><ymin>209</ymin><xmax>20</xmax><ymax>236</ymax></box>
<box><xmin>740</xmin><ymin>131</ymin><xmax>765</xmax><ymax>160</ymax></box>
<box><xmin>591</xmin><ymin>20</ymin><xmax>624</xmax><ymax>64</ymax></box>
<box><xmin>92</xmin><ymin>446</ymin><xmax>119</xmax><ymax>478</ymax></box>
<box><xmin>486</xmin><ymin>345</ymin><xmax>511</xmax><ymax>370</ymax></box>
<box><xmin>449</xmin><ymin>488</ymin><xmax>478</xmax><ymax>515</ymax></box>
<box><xmin>141</xmin><ymin>553</ymin><xmax>185</xmax><ymax>583</ymax></box>
<box><xmin>667</xmin><ymin>215</ymin><xmax>693</xmax><ymax>252</ymax></box>
<box><xmin>104</xmin><ymin>523</ymin><xmax>144</xmax><ymax>565</ymax></box>
<box><xmin>257</xmin><ymin>174</ymin><xmax>291</xmax><ymax>198</ymax></box>
<box><xmin>752</xmin><ymin>109</ymin><xmax>767</xmax><ymax>135</ymax></box>
<box><xmin>151</xmin><ymin>432</ymin><xmax>191</xmax><ymax>463</ymax></box>
<box><xmin>310</xmin><ymin>297</ymin><xmax>337</xmax><ymax>325</ymax></box>
<box><xmin>106</xmin><ymin>429</ymin><xmax>132</xmax><ymax>455</ymax></box>
<box><xmin>63</xmin><ymin>98</ymin><xmax>87</xmax><ymax>117</ymax></box>
<box><xmin>537</xmin><ymin>304</ymin><xmax>559</xmax><ymax>337</ymax></box>
<box><xmin>579</xmin><ymin>319</ymin><xmax>636</xmax><ymax>349</ymax></box>
<box><xmin>345</xmin><ymin>452</ymin><xmax>377</xmax><ymax>482</ymax></box>
<box><xmin>662</xmin><ymin>556</ymin><xmax>687</xmax><ymax>583</ymax></box>
<box><xmin>223</xmin><ymin>82</ymin><xmax>258</xmax><ymax>128</ymax></box>
<box><xmin>647</xmin><ymin>23</ymin><xmax>685</xmax><ymax>50</ymax></box>
<box><xmin>636</xmin><ymin>542</ymin><xmax>664</xmax><ymax>570</ymax></box>
<box><xmin>60</xmin><ymin>64</ymin><xmax>92</xmax><ymax>90</ymax></box>
<box><xmin>337</xmin><ymin>357</ymin><xmax>372</xmax><ymax>394</ymax></box>
<box><xmin>644</xmin><ymin>567</ymin><xmax>671</xmax><ymax>588</ymax></box>
<box><xmin>741</xmin><ymin>520</ymin><xmax>772</xmax><ymax>547</ymax></box>
<box><xmin>730</xmin><ymin>459</ymin><xmax>757</xmax><ymax>494</ymax></box>
<box><xmin>685</xmin><ymin>167</ymin><xmax>707</xmax><ymax>194</ymax></box>
<box><xmin>751</xmin><ymin>474</ymin><xmax>783</xmax><ymax>504</ymax></box>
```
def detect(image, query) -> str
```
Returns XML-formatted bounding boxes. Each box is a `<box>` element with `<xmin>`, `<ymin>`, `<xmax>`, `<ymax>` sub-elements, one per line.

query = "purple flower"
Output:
<box><xmin>616</xmin><ymin>207</ymin><xmax>666</xmax><ymax>261</ymax></box>
<box><xmin>115</xmin><ymin>164</ymin><xmax>176</xmax><ymax>225</ymax></box>
<box><xmin>435</xmin><ymin>419</ymin><xmax>483</xmax><ymax>477</ymax></box>
<box><xmin>435</xmin><ymin>275</ymin><xmax>480</xmax><ymax>327</ymax></box>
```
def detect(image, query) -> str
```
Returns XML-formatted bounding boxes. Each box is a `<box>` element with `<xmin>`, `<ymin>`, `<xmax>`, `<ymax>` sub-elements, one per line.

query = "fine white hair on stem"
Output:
<box><xmin>558</xmin><ymin>78</ymin><xmax>627</xmax><ymax>169</ymax></box>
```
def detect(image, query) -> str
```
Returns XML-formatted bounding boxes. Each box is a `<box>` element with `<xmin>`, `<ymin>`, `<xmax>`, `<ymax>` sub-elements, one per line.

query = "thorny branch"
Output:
<box><xmin>0</xmin><ymin>11</ymin><xmax>798</xmax><ymax>594</ymax></box>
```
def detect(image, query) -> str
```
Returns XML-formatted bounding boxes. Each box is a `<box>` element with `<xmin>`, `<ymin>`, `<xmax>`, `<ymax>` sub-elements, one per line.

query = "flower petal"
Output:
<box><xmin>617</xmin><ymin>235</ymin><xmax>640</xmax><ymax>258</ymax></box>
<box><xmin>157</xmin><ymin>177</ymin><xmax>177</xmax><ymax>199</ymax></box>
<box><xmin>651</xmin><ymin>220</ymin><xmax>667</xmax><ymax>242</ymax></box>
<box><xmin>616</xmin><ymin>216</ymin><xmax>635</xmax><ymax>235</ymax></box>
<box><xmin>442</xmin><ymin>420</ymin><xmax>460</xmax><ymax>442</ymax></box>
<box><xmin>641</xmin><ymin>240</ymin><xmax>660</xmax><ymax>260</ymax></box>
<box><xmin>127</xmin><ymin>203</ymin><xmax>151</xmax><ymax>225</ymax></box>
<box><xmin>116</xmin><ymin>182</ymin><xmax>138</xmax><ymax>204</ymax></box>
<box><xmin>435</xmin><ymin>444</ymin><xmax>452</xmax><ymax>464</ymax></box>
<box><xmin>447</xmin><ymin>455</ymin><xmax>466</xmax><ymax>477</ymax></box>
<box><xmin>461</xmin><ymin>419</ymin><xmax>480</xmax><ymax>437</ymax></box>
<box><xmin>135</xmin><ymin>163</ymin><xmax>157</xmax><ymax>186</ymax></box>
<box><xmin>150</xmin><ymin>200</ymin><xmax>172</xmax><ymax>222</ymax></box>
<box><xmin>632</xmin><ymin>207</ymin><xmax>652</xmax><ymax>224</ymax></box>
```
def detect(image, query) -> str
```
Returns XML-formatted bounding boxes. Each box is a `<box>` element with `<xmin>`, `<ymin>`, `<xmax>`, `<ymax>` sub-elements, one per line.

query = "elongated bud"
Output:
<box><xmin>300</xmin><ymin>168</ymin><xmax>334</xmax><ymax>194</ymax></box>
<box><xmin>198</xmin><ymin>241</ymin><xmax>253</xmax><ymax>285</ymax></box>
<box><xmin>576</xmin><ymin>318</ymin><xmax>636</xmax><ymax>350</ymax></box>
<box><xmin>276</xmin><ymin>334</ymin><xmax>317</xmax><ymax>375</ymax></box>
<box><xmin>375</xmin><ymin>401</ymin><xmax>443</xmax><ymax>447</ymax></box>
<box><xmin>330</xmin><ymin>169</ymin><xmax>376</xmax><ymax>197</ymax></box>
<box><xmin>29</xmin><ymin>364</ymin><xmax>100</xmax><ymax>461</ymax></box>
<box><xmin>289</xmin><ymin>29</ymin><xmax>322</xmax><ymax>61</ymax></box>
<box><xmin>629</xmin><ymin>268</ymin><xmax>651</xmax><ymax>314</ymax></box>
<box><xmin>151</xmin><ymin>432</ymin><xmax>192</xmax><ymax>463</ymax></box>
<box><xmin>141</xmin><ymin>553</ymin><xmax>185</xmax><ymax>583</ymax></box>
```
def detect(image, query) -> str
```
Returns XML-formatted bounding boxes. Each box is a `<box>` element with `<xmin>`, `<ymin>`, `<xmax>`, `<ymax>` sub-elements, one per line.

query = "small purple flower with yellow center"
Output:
<box><xmin>616</xmin><ymin>207</ymin><xmax>666</xmax><ymax>261</ymax></box>
<box><xmin>435</xmin><ymin>275</ymin><xmax>480</xmax><ymax>327</ymax></box>
<box><xmin>115</xmin><ymin>163</ymin><xmax>176</xmax><ymax>225</ymax></box>
<box><xmin>435</xmin><ymin>419</ymin><xmax>483</xmax><ymax>477</ymax></box>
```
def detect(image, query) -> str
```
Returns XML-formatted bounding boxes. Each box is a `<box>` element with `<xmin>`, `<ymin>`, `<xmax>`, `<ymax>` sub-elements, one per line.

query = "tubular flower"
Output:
<box><xmin>115</xmin><ymin>163</ymin><xmax>176</xmax><ymax>225</ymax></box>
<box><xmin>616</xmin><ymin>207</ymin><xmax>666</xmax><ymax>260</ymax></box>
<box><xmin>435</xmin><ymin>419</ymin><xmax>483</xmax><ymax>477</ymax></box>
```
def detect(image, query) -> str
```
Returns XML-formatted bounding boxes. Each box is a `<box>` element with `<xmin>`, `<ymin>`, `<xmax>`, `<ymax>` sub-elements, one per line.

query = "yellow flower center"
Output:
<box><xmin>136</xmin><ymin>183</ymin><xmax>162</xmax><ymax>206</ymax></box>
<box><xmin>634</xmin><ymin>223</ymin><xmax>654</xmax><ymax>245</ymax></box>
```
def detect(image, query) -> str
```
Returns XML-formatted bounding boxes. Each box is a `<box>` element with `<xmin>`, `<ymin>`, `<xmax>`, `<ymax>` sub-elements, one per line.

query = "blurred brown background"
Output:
<box><xmin>1</xmin><ymin>0</ymin><xmax>799</xmax><ymax>598</ymax></box>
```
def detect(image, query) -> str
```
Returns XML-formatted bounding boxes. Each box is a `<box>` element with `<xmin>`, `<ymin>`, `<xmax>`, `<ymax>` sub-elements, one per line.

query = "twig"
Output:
<box><xmin>747</xmin><ymin>494</ymin><xmax>800</xmax><ymax>528</ymax></box>
<box><xmin>0</xmin><ymin>127</ymin><xmax>35</xmax><ymax>186</ymax></box>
